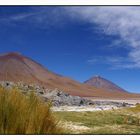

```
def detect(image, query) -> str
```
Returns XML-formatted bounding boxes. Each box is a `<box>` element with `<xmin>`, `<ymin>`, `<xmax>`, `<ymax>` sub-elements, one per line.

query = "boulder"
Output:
<box><xmin>42</xmin><ymin>89</ymin><xmax>94</xmax><ymax>106</ymax></box>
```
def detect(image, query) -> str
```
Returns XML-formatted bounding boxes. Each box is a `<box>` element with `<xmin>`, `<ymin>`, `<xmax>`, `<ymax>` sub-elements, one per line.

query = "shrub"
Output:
<box><xmin>0</xmin><ymin>87</ymin><xmax>62</xmax><ymax>134</ymax></box>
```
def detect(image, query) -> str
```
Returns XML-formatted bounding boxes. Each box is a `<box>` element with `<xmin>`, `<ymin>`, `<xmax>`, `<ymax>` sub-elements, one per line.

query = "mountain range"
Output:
<box><xmin>0</xmin><ymin>52</ymin><xmax>139</xmax><ymax>99</ymax></box>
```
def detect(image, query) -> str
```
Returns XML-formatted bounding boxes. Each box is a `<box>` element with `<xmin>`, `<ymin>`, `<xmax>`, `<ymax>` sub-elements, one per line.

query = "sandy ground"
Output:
<box><xmin>90</xmin><ymin>99</ymin><xmax>140</xmax><ymax>105</ymax></box>
<box><xmin>61</xmin><ymin>121</ymin><xmax>90</xmax><ymax>134</ymax></box>
<box><xmin>52</xmin><ymin>99</ymin><xmax>140</xmax><ymax>112</ymax></box>
<box><xmin>52</xmin><ymin>105</ymin><xmax>135</xmax><ymax>112</ymax></box>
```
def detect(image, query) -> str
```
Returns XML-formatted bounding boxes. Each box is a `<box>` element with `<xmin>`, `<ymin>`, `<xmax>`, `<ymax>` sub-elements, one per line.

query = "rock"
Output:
<box><xmin>0</xmin><ymin>81</ymin><xmax>46</xmax><ymax>95</ymax></box>
<box><xmin>0</xmin><ymin>81</ymin><xmax>15</xmax><ymax>89</ymax></box>
<box><xmin>0</xmin><ymin>81</ymin><xmax>94</xmax><ymax>106</ymax></box>
<box><xmin>42</xmin><ymin>89</ymin><xmax>94</xmax><ymax>106</ymax></box>
<box><xmin>0</xmin><ymin>81</ymin><xmax>133</xmax><ymax>108</ymax></box>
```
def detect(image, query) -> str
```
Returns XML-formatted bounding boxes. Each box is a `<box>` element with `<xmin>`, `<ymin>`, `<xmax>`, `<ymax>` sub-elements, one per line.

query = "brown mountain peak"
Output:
<box><xmin>0</xmin><ymin>52</ymin><xmax>22</xmax><ymax>56</ymax></box>
<box><xmin>0</xmin><ymin>52</ymin><xmax>24</xmax><ymax>61</ymax></box>
<box><xmin>84</xmin><ymin>75</ymin><xmax>127</xmax><ymax>93</ymax></box>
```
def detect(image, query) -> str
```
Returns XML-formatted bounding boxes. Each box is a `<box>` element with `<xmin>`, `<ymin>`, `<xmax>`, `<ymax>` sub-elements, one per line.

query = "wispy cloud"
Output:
<box><xmin>0</xmin><ymin>7</ymin><xmax>67</xmax><ymax>28</ymax></box>
<box><xmin>87</xmin><ymin>56</ymin><xmax>135</xmax><ymax>69</ymax></box>
<box><xmin>2</xmin><ymin>7</ymin><xmax>140</xmax><ymax>69</ymax></box>
<box><xmin>64</xmin><ymin>7</ymin><xmax>140</xmax><ymax>69</ymax></box>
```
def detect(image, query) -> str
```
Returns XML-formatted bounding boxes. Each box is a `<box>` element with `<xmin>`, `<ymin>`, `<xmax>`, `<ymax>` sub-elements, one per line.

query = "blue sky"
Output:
<box><xmin>0</xmin><ymin>6</ymin><xmax>140</xmax><ymax>93</ymax></box>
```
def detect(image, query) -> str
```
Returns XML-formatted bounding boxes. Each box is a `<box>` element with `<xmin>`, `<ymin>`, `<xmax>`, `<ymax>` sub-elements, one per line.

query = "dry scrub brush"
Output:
<box><xmin>0</xmin><ymin>87</ymin><xmax>62</xmax><ymax>134</ymax></box>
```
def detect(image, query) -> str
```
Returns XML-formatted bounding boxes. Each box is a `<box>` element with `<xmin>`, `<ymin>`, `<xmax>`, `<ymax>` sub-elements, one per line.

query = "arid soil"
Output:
<box><xmin>90</xmin><ymin>98</ymin><xmax>140</xmax><ymax>105</ymax></box>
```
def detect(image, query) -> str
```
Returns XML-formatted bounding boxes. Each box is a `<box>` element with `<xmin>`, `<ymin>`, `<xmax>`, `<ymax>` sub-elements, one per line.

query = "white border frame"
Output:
<box><xmin>0</xmin><ymin>0</ymin><xmax>139</xmax><ymax>5</ymax></box>
<box><xmin>0</xmin><ymin>1</ymin><xmax>140</xmax><ymax>140</ymax></box>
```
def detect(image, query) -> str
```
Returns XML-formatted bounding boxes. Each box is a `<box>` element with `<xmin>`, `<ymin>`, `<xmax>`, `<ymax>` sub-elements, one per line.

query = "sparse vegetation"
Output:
<box><xmin>55</xmin><ymin>105</ymin><xmax>140</xmax><ymax>134</ymax></box>
<box><xmin>1</xmin><ymin>85</ymin><xmax>140</xmax><ymax>135</ymax></box>
<box><xmin>0</xmin><ymin>87</ymin><xmax>63</xmax><ymax>134</ymax></box>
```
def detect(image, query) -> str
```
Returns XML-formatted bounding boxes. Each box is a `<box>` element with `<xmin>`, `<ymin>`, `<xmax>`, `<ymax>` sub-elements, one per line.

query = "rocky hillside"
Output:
<box><xmin>0</xmin><ymin>81</ymin><xmax>95</xmax><ymax>106</ymax></box>
<box><xmin>0</xmin><ymin>81</ymin><xmax>132</xmax><ymax>107</ymax></box>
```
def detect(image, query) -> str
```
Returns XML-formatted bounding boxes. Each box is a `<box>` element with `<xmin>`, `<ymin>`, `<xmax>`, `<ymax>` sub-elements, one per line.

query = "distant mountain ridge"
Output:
<box><xmin>84</xmin><ymin>75</ymin><xmax>127</xmax><ymax>93</ymax></box>
<box><xmin>0</xmin><ymin>52</ymin><xmax>138</xmax><ymax>99</ymax></box>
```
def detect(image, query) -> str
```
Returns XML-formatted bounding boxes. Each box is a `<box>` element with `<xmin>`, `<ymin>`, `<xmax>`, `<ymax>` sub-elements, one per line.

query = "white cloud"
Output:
<box><xmin>64</xmin><ymin>7</ymin><xmax>140</xmax><ymax>68</ymax></box>
<box><xmin>87</xmin><ymin>56</ymin><xmax>135</xmax><ymax>69</ymax></box>
<box><xmin>2</xmin><ymin>6</ymin><xmax>140</xmax><ymax>69</ymax></box>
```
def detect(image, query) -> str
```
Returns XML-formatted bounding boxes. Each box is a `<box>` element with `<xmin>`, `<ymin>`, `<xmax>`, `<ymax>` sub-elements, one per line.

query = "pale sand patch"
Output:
<box><xmin>52</xmin><ymin>105</ymin><xmax>135</xmax><ymax>112</ymax></box>
<box><xmin>90</xmin><ymin>124</ymin><xmax>136</xmax><ymax>134</ymax></box>
<box><xmin>90</xmin><ymin>99</ymin><xmax>140</xmax><ymax>105</ymax></box>
<box><xmin>60</xmin><ymin>122</ymin><xmax>135</xmax><ymax>134</ymax></box>
<box><xmin>61</xmin><ymin>121</ymin><xmax>90</xmax><ymax>134</ymax></box>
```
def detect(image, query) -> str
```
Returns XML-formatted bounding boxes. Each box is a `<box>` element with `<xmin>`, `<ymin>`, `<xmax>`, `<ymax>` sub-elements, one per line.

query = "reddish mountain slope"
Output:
<box><xmin>84</xmin><ymin>75</ymin><xmax>126</xmax><ymax>93</ymax></box>
<box><xmin>0</xmin><ymin>52</ymin><xmax>139</xmax><ymax>99</ymax></box>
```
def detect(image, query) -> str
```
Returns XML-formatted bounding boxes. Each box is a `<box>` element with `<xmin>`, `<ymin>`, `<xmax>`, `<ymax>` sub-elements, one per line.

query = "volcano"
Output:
<box><xmin>0</xmin><ymin>52</ymin><xmax>138</xmax><ymax>99</ymax></box>
<box><xmin>84</xmin><ymin>75</ymin><xmax>126</xmax><ymax>93</ymax></box>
